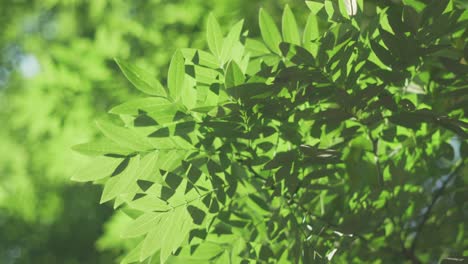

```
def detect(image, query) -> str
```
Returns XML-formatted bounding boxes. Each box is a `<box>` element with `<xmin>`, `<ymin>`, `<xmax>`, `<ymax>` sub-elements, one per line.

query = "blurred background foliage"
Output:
<box><xmin>0</xmin><ymin>0</ymin><xmax>308</xmax><ymax>263</ymax></box>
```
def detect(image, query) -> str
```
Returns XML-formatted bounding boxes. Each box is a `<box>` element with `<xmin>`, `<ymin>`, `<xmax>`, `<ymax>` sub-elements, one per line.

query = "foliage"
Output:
<box><xmin>74</xmin><ymin>0</ymin><xmax>468</xmax><ymax>263</ymax></box>
<box><xmin>0</xmin><ymin>0</ymin><xmax>307</xmax><ymax>262</ymax></box>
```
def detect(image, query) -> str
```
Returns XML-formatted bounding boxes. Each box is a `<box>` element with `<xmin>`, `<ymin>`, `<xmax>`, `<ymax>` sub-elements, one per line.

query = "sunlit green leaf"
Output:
<box><xmin>115</xmin><ymin>58</ymin><xmax>167</xmax><ymax>97</ymax></box>
<box><xmin>168</xmin><ymin>50</ymin><xmax>186</xmax><ymax>101</ymax></box>
<box><xmin>282</xmin><ymin>5</ymin><xmax>300</xmax><ymax>45</ymax></box>
<box><xmin>96</xmin><ymin>120</ymin><xmax>154</xmax><ymax>152</ymax></box>
<box><xmin>305</xmin><ymin>0</ymin><xmax>324</xmax><ymax>14</ymax></box>
<box><xmin>122</xmin><ymin>212</ymin><xmax>163</xmax><ymax>238</ymax></box>
<box><xmin>259</xmin><ymin>8</ymin><xmax>282</xmax><ymax>54</ymax></box>
<box><xmin>109</xmin><ymin>97</ymin><xmax>174</xmax><ymax>115</ymax></box>
<box><xmin>71</xmin><ymin>156</ymin><xmax>123</xmax><ymax>182</ymax></box>
<box><xmin>71</xmin><ymin>138</ymin><xmax>134</xmax><ymax>156</ymax></box>
<box><xmin>100</xmin><ymin>156</ymin><xmax>140</xmax><ymax>203</ymax></box>
<box><xmin>225</xmin><ymin>61</ymin><xmax>245</xmax><ymax>88</ymax></box>
<box><xmin>220</xmin><ymin>19</ymin><xmax>244</xmax><ymax>64</ymax></box>
<box><xmin>206</xmin><ymin>13</ymin><xmax>224</xmax><ymax>59</ymax></box>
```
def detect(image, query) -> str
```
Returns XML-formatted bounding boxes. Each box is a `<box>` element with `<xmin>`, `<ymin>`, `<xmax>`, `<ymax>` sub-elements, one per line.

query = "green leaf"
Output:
<box><xmin>305</xmin><ymin>1</ymin><xmax>324</xmax><ymax>15</ymax></box>
<box><xmin>168</xmin><ymin>50</ymin><xmax>186</xmax><ymax>101</ymax></box>
<box><xmin>245</xmin><ymin>38</ymin><xmax>270</xmax><ymax>57</ymax></box>
<box><xmin>100</xmin><ymin>156</ymin><xmax>140</xmax><ymax>203</ymax></box>
<box><xmin>121</xmin><ymin>241</ymin><xmax>144</xmax><ymax>264</ymax></box>
<box><xmin>129</xmin><ymin>194</ymin><xmax>171</xmax><ymax>212</ymax></box>
<box><xmin>220</xmin><ymin>19</ymin><xmax>244</xmax><ymax>64</ymax></box>
<box><xmin>140</xmin><ymin>222</ymin><xmax>163</xmax><ymax>261</ymax></box>
<box><xmin>159</xmin><ymin>207</ymin><xmax>192</xmax><ymax>263</ymax></box>
<box><xmin>140</xmin><ymin>207</ymin><xmax>192</xmax><ymax>262</ymax></box>
<box><xmin>304</xmin><ymin>14</ymin><xmax>320</xmax><ymax>36</ymax></box>
<box><xmin>324</xmin><ymin>1</ymin><xmax>335</xmax><ymax>18</ymax></box>
<box><xmin>137</xmin><ymin>151</ymin><xmax>159</xmax><ymax>181</ymax></box>
<box><xmin>181</xmin><ymin>48</ymin><xmax>219</xmax><ymax>69</ymax></box>
<box><xmin>71</xmin><ymin>156</ymin><xmax>123</xmax><ymax>182</ymax></box>
<box><xmin>110</xmin><ymin>97</ymin><xmax>180</xmax><ymax>125</ymax></box>
<box><xmin>192</xmin><ymin>65</ymin><xmax>221</xmax><ymax>84</ymax></box>
<box><xmin>96</xmin><ymin>120</ymin><xmax>154</xmax><ymax>152</ymax></box>
<box><xmin>282</xmin><ymin>4</ymin><xmax>300</xmax><ymax>45</ymax></box>
<box><xmin>122</xmin><ymin>212</ymin><xmax>163</xmax><ymax>238</ymax></box>
<box><xmin>156</xmin><ymin>149</ymin><xmax>187</xmax><ymax>171</ymax></box>
<box><xmin>109</xmin><ymin>97</ymin><xmax>174</xmax><ymax>115</ymax></box>
<box><xmin>206</xmin><ymin>13</ymin><xmax>224</xmax><ymax>59</ymax></box>
<box><xmin>225</xmin><ymin>61</ymin><xmax>245</xmax><ymax>88</ymax></box>
<box><xmin>181</xmin><ymin>73</ymin><xmax>197</xmax><ymax>109</ymax></box>
<box><xmin>115</xmin><ymin>58</ymin><xmax>167</xmax><ymax>97</ymax></box>
<box><xmin>259</xmin><ymin>8</ymin><xmax>282</xmax><ymax>54</ymax></box>
<box><xmin>71</xmin><ymin>138</ymin><xmax>134</xmax><ymax>156</ymax></box>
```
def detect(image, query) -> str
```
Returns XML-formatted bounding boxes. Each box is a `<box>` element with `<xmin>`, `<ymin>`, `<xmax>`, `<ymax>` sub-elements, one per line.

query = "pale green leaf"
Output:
<box><xmin>71</xmin><ymin>156</ymin><xmax>122</xmax><ymax>182</ymax></box>
<box><xmin>138</xmin><ymin>151</ymin><xmax>159</xmax><ymax>181</ymax></box>
<box><xmin>181</xmin><ymin>74</ymin><xmax>197</xmax><ymax>110</ymax></box>
<box><xmin>122</xmin><ymin>212</ymin><xmax>163</xmax><ymax>238</ymax></box>
<box><xmin>238</xmin><ymin>51</ymin><xmax>250</xmax><ymax>73</ymax></box>
<box><xmin>192</xmin><ymin>85</ymin><xmax>219</xmax><ymax>110</ymax></box>
<box><xmin>259</xmin><ymin>8</ymin><xmax>282</xmax><ymax>54</ymax></box>
<box><xmin>193</xmin><ymin>65</ymin><xmax>221</xmax><ymax>84</ymax></box>
<box><xmin>324</xmin><ymin>1</ymin><xmax>335</xmax><ymax>18</ymax></box>
<box><xmin>147</xmin><ymin>137</ymin><xmax>195</xmax><ymax>151</ymax></box>
<box><xmin>206</xmin><ymin>13</ymin><xmax>223</xmax><ymax>58</ymax></box>
<box><xmin>303</xmin><ymin>14</ymin><xmax>320</xmax><ymax>55</ymax></box>
<box><xmin>114</xmin><ymin>191</ymin><xmax>136</xmax><ymax>209</ymax></box>
<box><xmin>129</xmin><ymin>194</ymin><xmax>171</xmax><ymax>212</ymax></box>
<box><xmin>121</xmin><ymin>241</ymin><xmax>144</xmax><ymax>264</ymax></box>
<box><xmin>282</xmin><ymin>4</ymin><xmax>300</xmax><ymax>45</ymax></box>
<box><xmin>140</xmin><ymin>223</ymin><xmax>163</xmax><ymax>261</ymax></box>
<box><xmin>115</xmin><ymin>58</ymin><xmax>167</xmax><ymax>97</ymax></box>
<box><xmin>157</xmin><ymin>149</ymin><xmax>187</xmax><ymax>171</ymax></box>
<box><xmin>245</xmin><ymin>38</ymin><xmax>270</xmax><ymax>57</ymax></box>
<box><xmin>220</xmin><ymin>19</ymin><xmax>244</xmax><ymax>64</ymax></box>
<box><xmin>159</xmin><ymin>207</ymin><xmax>192</xmax><ymax>263</ymax></box>
<box><xmin>168</xmin><ymin>50</ymin><xmax>186</xmax><ymax>101</ymax></box>
<box><xmin>228</xmin><ymin>39</ymin><xmax>246</xmax><ymax>67</ymax></box>
<box><xmin>306</xmin><ymin>0</ymin><xmax>324</xmax><ymax>15</ymax></box>
<box><xmin>101</xmin><ymin>156</ymin><xmax>140</xmax><ymax>203</ymax></box>
<box><xmin>96</xmin><ymin>120</ymin><xmax>154</xmax><ymax>152</ymax></box>
<box><xmin>109</xmin><ymin>97</ymin><xmax>174</xmax><ymax>115</ymax></box>
<box><xmin>181</xmin><ymin>48</ymin><xmax>219</xmax><ymax>69</ymax></box>
<box><xmin>225</xmin><ymin>61</ymin><xmax>245</xmax><ymax>88</ymax></box>
<box><xmin>71</xmin><ymin>138</ymin><xmax>134</xmax><ymax>156</ymax></box>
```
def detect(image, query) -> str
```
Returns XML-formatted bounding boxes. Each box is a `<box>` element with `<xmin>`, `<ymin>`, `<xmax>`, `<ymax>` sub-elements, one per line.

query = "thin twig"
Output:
<box><xmin>409</xmin><ymin>161</ymin><xmax>464</xmax><ymax>254</ymax></box>
<box><xmin>368</xmin><ymin>131</ymin><xmax>384</xmax><ymax>188</ymax></box>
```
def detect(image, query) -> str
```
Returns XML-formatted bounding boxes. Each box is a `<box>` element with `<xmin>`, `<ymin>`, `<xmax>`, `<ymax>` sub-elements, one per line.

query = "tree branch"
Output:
<box><xmin>409</xmin><ymin>161</ymin><xmax>465</xmax><ymax>254</ymax></box>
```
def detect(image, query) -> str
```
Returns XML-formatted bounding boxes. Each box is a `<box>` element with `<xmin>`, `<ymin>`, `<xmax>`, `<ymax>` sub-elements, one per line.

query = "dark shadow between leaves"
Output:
<box><xmin>110</xmin><ymin>157</ymin><xmax>130</xmax><ymax>177</ymax></box>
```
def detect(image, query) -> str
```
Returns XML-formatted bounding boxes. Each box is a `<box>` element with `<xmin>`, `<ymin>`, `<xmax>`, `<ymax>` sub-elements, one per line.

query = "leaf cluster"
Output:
<box><xmin>74</xmin><ymin>1</ymin><xmax>468</xmax><ymax>263</ymax></box>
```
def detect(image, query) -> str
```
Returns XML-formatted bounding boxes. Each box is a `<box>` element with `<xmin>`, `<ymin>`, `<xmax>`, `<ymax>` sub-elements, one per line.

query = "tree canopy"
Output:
<box><xmin>72</xmin><ymin>0</ymin><xmax>468</xmax><ymax>263</ymax></box>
